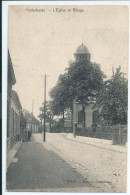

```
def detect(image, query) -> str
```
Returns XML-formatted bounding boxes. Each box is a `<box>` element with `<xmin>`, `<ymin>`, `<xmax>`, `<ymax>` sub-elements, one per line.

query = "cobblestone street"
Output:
<box><xmin>34</xmin><ymin>133</ymin><xmax>127</xmax><ymax>192</ymax></box>
<box><xmin>6</xmin><ymin>133</ymin><xmax>127</xmax><ymax>192</ymax></box>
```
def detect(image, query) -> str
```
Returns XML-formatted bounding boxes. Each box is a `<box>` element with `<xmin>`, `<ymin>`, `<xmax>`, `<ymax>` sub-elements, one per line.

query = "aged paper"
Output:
<box><xmin>5</xmin><ymin>3</ymin><xmax>128</xmax><ymax>193</ymax></box>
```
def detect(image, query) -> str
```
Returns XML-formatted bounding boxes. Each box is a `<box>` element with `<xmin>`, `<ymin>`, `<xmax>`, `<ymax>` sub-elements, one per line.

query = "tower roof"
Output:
<box><xmin>75</xmin><ymin>43</ymin><xmax>89</xmax><ymax>54</ymax></box>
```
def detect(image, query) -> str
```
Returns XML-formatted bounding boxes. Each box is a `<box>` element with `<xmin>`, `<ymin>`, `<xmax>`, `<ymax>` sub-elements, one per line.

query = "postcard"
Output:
<box><xmin>2</xmin><ymin>1</ymin><xmax>129</xmax><ymax>194</ymax></box>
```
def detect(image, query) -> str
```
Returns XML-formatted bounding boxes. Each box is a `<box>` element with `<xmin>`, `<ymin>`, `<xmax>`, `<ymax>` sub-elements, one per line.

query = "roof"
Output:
<box><xmin>8</xmin><ymin>50</ymin><xmax>16</xmax><ymax>85</ymax></box>
<box><xmin>11</xmin><ymin>90</ymin><xmax>22</xmax><ymax>110</ymax></box>
<box><xmin>75</xmin><ymin>43</ymin><xmax>89</xmax><ymax>54</ymax></box>
<box><xmin>24</xmin><ymin>110</ymin><xmax>39</xmax><ymax>124</ymax></box>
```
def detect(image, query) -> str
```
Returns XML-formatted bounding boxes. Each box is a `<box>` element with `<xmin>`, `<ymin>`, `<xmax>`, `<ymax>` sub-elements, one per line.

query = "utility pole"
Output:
<box><xmin>43</xmin><ymin>74</ymin><xmax>46</xmax><ymax>142</ymax></box>
<box><xmin>31</xmin><ymin>99</ymin><xmax>34</xmax><ymax>134</ymax></box>
<box><xmin>40</xmin><ymin>118</ymin><xmax>42</xmax><ymax>134</ymax></box>
<box><xmin>73</xmin><ymin>99</ymin><xmax>76</xmax><ymax>138</ymax></box>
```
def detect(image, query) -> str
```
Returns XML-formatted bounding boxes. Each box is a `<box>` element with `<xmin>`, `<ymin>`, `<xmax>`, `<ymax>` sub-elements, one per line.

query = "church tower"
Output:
<box><xmin>74</xmin><ymin>43</ymin><xmax>91</xmax><ymax>61</ymax></box>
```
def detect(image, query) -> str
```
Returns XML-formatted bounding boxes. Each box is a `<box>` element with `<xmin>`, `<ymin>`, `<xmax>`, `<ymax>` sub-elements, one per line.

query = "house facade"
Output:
<box><xmin>10</xmin><ymin>90</ymin><xmax>22</xmax><ymax>140</ymax></box>
<box><xmin>7</xmin><ymin>51</ymin><xmax>23</xmax><ymax>149</ymax></box>
<box><xmin>7</xmin><ymin>51</ymin><xmax>16</xmax><ymax>149</ymax></box>
<box><xmin>23</xmin><ymin>110</ymin><xmax>40</xmax><ymax>133</ymax></box>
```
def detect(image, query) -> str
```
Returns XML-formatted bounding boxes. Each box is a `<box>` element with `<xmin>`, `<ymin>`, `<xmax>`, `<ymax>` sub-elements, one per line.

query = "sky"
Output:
<box><xmin>8</xmin><ymin>5</ymin><xmax>129</xmax><ymax>118</ymax></box>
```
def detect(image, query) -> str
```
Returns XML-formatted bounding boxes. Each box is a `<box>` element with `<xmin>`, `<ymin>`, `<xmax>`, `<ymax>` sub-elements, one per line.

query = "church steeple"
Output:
<box><xmin>74</xmin><ymin>43</ymin><xmax>91</xmax><ymax>61</ymax></box>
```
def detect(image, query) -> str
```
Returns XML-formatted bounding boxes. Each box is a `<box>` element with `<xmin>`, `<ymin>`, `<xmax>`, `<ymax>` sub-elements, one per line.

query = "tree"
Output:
<box><xmin>96</xmin><ymin>66</ymin><xmax>128</xmax><ymax>125</ymax></box>
<box><xmin>50</xmin><ymin>73</ymin><xmax>73</xmax><ymax>128</ymax></box>
<box><xmin>50</xmin><ymin>59</ymin><xmax>105</xmax><ymax>132</ymax></box>
<box><xmin>66</xmin><ymin>60</ymin><xmax>105</xmax><ymax>130</ymax></box>
<box><xmin>38</xmin><ymin>101</ymin><xmax>54</xmax><ymax>132</ymax></box>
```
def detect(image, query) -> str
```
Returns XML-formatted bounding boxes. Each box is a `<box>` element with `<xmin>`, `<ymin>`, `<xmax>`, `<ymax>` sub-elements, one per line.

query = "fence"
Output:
<box><xmin>75</xmin><ymin>125</ymin><xmax>127</xmax><ymax>145</ymax></box>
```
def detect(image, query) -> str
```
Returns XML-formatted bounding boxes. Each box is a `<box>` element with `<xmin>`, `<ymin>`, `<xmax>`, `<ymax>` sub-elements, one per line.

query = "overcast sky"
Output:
<box><xmin>8</xmin><ymin>5</ymin><xmax>128</xmax><ymax>118</ymax></box>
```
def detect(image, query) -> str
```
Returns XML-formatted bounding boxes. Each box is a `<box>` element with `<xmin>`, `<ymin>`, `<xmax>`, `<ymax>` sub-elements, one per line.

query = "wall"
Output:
<box><xmin>32</xmin><ymin>123</ymin><xmax>39</xmax><ymax>133</ymax></box>
<box><xmin>27</xmin><ymin>122</ymin><xmax>39</xmax><ymax>133</ymax></box>
<box><xmin>7</xmin><ymin>82</ymin><xmax>12</xmax><ymax>138</ymax></box>
<box><xmin>75</xmin><ymin>103</ymin><xmax>93</xmax><ymax>128</ymax></box>
<box><xmin>75</xmin><ymin>125</ymin><xmax>127</xmax><ymax>145</ymax></box>
<box><xmin>10</xmin><ymin>98</ymin><xmax>20</xmax><ymax>137</ymax></box>
<box><xmin>85</xmin><ymin>105</ymin><xmax>93</xmax><ymax>127</ymax></box>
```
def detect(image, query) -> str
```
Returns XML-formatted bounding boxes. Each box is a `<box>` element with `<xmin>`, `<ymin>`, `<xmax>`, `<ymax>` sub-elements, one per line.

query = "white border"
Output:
<box><xmin>2</xmin><ymin>1</ymin><xmax>130</xmax><ymax>195</ymax></box>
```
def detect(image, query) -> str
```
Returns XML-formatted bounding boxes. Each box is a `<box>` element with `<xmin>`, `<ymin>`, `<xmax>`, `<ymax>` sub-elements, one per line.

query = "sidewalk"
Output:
<box><xmin>6</xmin><ymin>141</ymin><xmax>23</xmax><ymax>172</ymax></box>
<box><xmin>65</xmin><ymin>133</ymin><xmax>127</xmax><ymax>153</ymax></box>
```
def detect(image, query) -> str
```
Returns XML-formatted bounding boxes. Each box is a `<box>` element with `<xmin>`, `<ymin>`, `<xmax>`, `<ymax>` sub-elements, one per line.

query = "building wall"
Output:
<box><xmin>10</xmin><ymin>99</ymin><xmax>21</xmax><ymax>137</ymax></box>
<box><xmin>7</xmin><ymin>51</ymin><xmax>16</xmax><ymax>150</ymax></box>
<box><xmin>26</xmin><ymin>122</ymin><xmax>39</xmax><ymax>133</ymax></box>
<box><xmin>7</xmin><ymin>77</ymin><xmax>13</xmax><ymax>150</ymax></box>
<box><xmin>7</xmin><ymin>82</ymin><xmax>12</xmax><ymax>138</ymax></box>
<box><xmin>85</xmin><ymin>105</ymin><xmax>93</xmax><ymax>127</ymax></box>
<box><xmin>73</xmin><ymin>103</ymin><xmax>94</xmax><ymax>128</ymax></box>
<box><xmin>77</xmin><ymin>104</ymin><xmax>83</xmax><ymax>128</ymax></box>
<box><xmin>32</xmin><ymin>123</ymin><xmax>39</xmax><ymax>133</ymax></box>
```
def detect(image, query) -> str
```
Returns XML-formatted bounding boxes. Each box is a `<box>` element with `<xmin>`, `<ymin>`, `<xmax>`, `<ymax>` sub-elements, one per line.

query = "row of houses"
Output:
<box><xmin>7</xmin><ymin>51</ymin><xmax>40</xmax><ymax>150</ymax></box>
<box><xmin>23</xmin><ymin>109</ymin><xmax>40</xmax><ymax>134</ymax></box>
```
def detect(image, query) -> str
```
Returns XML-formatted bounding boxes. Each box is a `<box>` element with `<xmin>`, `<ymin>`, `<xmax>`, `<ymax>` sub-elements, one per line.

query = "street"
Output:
<box><xmin>5</xmin><ymin>4</ymin><xmax>128</xmax><ymax>194</ymax></box>
<box><xmin>6</xmin><ymin>133</ymin><xmax>127</xmax><ymax>192</ymax></box>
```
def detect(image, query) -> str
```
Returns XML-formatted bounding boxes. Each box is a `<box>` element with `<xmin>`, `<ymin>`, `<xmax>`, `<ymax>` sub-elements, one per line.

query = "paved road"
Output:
<box><xmin>6</xmin><ymin>138</ymin><xmax>101</xmax><ymax>192</ymax></box>
<box><xmin>34</xmin><ymin>133</ymin><xmax>127</xmax><ymax>192</ymax></box>
<box><xmin>6</xmin><ymin>133</ymin><xmax>127</xmax><ymax>192</ymax></box>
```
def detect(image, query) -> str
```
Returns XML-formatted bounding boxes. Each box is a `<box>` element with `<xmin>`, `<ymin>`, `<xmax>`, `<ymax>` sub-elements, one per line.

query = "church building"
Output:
<box><xmin>72</xmin><ymin>43</ymin><xmax>99</xmax><ymax>131</ymax></box>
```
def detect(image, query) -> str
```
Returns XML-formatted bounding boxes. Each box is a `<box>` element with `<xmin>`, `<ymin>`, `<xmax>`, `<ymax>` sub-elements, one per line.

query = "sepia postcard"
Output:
<box><xmin>2</xmin><ymin>1</ymin><xmax>129</xmax><ymax>194</ymax></box>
